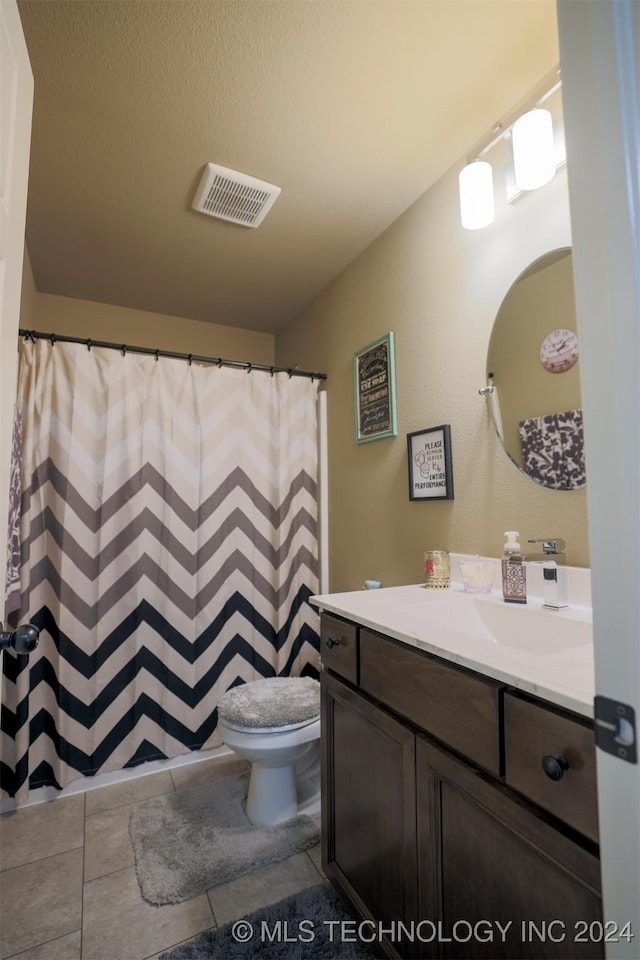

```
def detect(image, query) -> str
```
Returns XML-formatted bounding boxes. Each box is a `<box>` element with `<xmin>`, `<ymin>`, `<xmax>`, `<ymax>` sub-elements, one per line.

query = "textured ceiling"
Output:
<box><xmin>18</xmin><ymin>0</ymin><xmax>559</xmax><ymax>334</ymax></box>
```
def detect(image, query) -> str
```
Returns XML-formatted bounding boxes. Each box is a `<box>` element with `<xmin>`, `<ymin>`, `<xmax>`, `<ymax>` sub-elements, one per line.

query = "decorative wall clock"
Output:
<box><xmin>539</xmin><ymin>328</ymin><xmax>579</xmax><ymax>373</ymax></box>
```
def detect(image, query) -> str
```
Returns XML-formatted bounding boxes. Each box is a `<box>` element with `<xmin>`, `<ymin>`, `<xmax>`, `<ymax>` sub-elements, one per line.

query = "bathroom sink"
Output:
<box><xmin>392</xmin><ymin>594</ymin><xmax>592</xmax><ymax>656</ymax></box>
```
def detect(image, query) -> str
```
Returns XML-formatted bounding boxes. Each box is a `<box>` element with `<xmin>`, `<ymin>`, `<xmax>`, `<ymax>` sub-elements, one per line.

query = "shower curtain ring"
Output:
<box><xmin>87</xmin><ymin>339</ymin><xmax>92</xmax><ymax>351</ymax></box>
<box><xmin>246</xmin><ymin>363</ymin><xmax>252</xmax><ymax>374</ymax></box>
<box><xmin>187</xmin><ymin>354</ymin><xmax>193</xmax><ymax>366</ymax></box>
<box><xmin>270</xmin><ymin>366</ymin><xmax>275</xmax><ymax>377</ymax></box>
<box><xmin>216</xmin><ymin>358</ymin><xmax>222</xmax><ymax>368</ymax></box>
<box><xmin>50</xmin><ymin>334</ymin><xmax>56</xmax><ymax>346</ymax></box>
<box><xmin>121</xmin><ymin>344</ymin><xmax>127</xmax><ymax>356</ymax></box>
<box><xmin>155</xmin><ymin>349</ymin><xmax>159</xmax><ymax>362</ymax></box>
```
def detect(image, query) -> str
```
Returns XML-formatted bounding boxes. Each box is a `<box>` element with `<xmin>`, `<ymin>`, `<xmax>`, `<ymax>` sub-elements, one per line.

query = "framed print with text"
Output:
<box><xmin>407</xmin><ymin>424</ymin><xmax>454</xmax><ymax>500</ymax></box>
<box><xmin>353</xmin><ymin>332</ymin><xmax>398</xmax><ymax>443</ymax></box>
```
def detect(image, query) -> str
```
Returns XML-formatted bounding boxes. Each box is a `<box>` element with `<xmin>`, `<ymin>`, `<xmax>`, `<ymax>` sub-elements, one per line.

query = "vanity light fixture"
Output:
<box><xmin>511</xmin><ymin>108</ymin><xmax>556</xmax><ymax>190</ymax></box>
<box><xmin>458</xmin><ymin>160</ymin><xmax>495</xmax><ymax>230</ymax></box>
<box><xmin>458</xmin><ymin>64</ymin><xmax>562</xmax><ymax>230</ymax></box>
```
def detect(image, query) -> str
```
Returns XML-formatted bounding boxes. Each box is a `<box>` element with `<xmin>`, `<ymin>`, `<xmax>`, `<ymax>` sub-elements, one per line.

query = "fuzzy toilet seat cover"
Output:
<box><xmin>217</xmin><ymin>677</ymin><xmax>320</xmax><ymax>729</ymax></box>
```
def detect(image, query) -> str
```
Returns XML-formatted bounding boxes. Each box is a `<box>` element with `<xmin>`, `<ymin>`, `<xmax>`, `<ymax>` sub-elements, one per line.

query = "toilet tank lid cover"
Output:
<box><xmin>217</xmin><ymin>677</ymin><xmax>320</xmax><ymax>728</ymax></box>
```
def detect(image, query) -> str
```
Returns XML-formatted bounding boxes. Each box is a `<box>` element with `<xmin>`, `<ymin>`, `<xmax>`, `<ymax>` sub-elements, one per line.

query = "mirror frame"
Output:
<box><xmin>486</xmin><ymin>247</ymin><xmax>585</xmax><ymax>491</ymax></box>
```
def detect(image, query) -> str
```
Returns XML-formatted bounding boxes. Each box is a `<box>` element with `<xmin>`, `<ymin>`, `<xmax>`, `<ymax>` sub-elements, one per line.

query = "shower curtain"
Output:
<box><xmin>1</xmin><ymin>339</ymin><xmax>320</xmax><ymax>803</ymax></box>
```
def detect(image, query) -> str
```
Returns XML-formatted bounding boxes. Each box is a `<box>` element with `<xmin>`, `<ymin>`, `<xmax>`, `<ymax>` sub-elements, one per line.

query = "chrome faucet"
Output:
<box><xmin>520</xmin><ymin>538</ymin><xmax>568</xmax><ymax>609</ymax></box>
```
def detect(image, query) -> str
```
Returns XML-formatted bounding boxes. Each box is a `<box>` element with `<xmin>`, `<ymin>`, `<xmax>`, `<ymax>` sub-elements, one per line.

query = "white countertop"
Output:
<box><xmin>311</xmin><ymin>576</ymin><xmax>595</xmax><ymax>719</ymax></box>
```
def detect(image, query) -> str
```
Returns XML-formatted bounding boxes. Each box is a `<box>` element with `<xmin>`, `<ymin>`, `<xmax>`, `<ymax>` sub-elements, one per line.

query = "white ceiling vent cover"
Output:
<box><xmin>192</xmin><ymin>163</ymin><xmax>281</xmax><ymax>228</ymax></box>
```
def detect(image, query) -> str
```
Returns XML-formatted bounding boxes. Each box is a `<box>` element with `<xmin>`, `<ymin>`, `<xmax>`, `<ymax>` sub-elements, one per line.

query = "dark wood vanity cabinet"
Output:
<box><xmin>320</xmin><ymin>612</ymin><xmax>603</xmax><ymax>960</ymax></box>
<box><xmin>417</xmin><ymin>737</ymin><xmax>602</xmax><ymax>960</ymax></box>
<box><xmin>321</xmin><ymin>672</ymin><xmax>417</xmax><ymax>946</ymax></box>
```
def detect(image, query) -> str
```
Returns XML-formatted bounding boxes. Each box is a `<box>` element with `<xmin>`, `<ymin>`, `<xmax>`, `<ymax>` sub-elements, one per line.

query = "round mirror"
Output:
<box><xmin>486</xmin><ymin>248</ymin><xmax>585</xmax><ymax>490</ymax></box>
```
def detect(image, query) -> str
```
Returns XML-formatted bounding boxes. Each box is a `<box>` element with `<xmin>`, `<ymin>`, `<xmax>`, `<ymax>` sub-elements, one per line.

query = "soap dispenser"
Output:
<box><xmin>501</xmin><ymin>531</ymin><xmax>527</xmax><ymax>604</ymax></box>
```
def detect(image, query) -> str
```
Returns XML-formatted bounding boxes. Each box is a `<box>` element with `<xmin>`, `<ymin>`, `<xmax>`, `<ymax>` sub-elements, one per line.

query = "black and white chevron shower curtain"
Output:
<box><xmin>1</xmin><ymin>340</ymin><xmax>321</xmax><ymax>803</ymax></box>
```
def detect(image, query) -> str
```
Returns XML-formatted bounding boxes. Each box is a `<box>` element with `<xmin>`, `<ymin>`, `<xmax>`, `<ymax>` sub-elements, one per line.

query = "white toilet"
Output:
<box><xmin>216</xmin><ymin>676</ymin><xmax>321</xmax><ymax>826</ymax></box>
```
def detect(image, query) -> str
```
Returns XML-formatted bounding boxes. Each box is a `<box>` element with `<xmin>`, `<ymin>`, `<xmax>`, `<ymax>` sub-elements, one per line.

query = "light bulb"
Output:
<box><xmin>458</xmin><ymin>161</ymin><xmax>495</xmax><ymax>230</ymax></box>
<box><xmin>512</xmin><ymin>108</ymin><xmax>556</xmax><ymax>191</ymax></box>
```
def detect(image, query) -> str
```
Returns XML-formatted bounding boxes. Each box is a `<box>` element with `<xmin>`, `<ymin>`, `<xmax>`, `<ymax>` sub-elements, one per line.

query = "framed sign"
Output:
<box><xmin>407</xmin><ymin>424</ymin><xmax>454</xmax><ymax>500</ymax></box>
<box><xmin>353</xmin><ymin>332</ymin><xmax>398</xmax><ymax>443</ymax></box>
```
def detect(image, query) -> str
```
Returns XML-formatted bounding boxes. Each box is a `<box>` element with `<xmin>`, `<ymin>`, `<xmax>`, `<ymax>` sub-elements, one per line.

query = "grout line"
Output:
<box><xmin>84</xmin><ymin>782</ymin><xmax>175</xmax><ymax>819</ymax></box>
<box><xmin>2</xmin><ymin>930</ymin><xmax>82</xmax><ymax>960</ymax></box>
<box><xmin>80</xmin><ymin>791</ymin><xmax>86</xmax><ymax>960</ymax></box>
<box><xmin>206</xmin><ymin>887</ymin><xmax>220</xmax><ymax>927</ymax></box>
<box><xmin>305</xmin><ymin>848</ymin><xmax>326</xmax><ymax>882</ymax></box>
<box><xmin>0</xmin><ymin>842</ymin><xmax>84</xmax><ymax>874</ymax></box>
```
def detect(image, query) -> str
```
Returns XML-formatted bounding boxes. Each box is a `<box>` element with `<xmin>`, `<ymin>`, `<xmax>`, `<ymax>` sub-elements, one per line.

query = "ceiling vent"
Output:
<box><xmin>192</xmin><ymin>163</ymin><xmax>281</xmax><ymax>228</ymax></box>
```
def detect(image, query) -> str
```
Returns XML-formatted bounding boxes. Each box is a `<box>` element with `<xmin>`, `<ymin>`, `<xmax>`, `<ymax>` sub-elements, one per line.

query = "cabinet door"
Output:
<box><xmin>417</xmin><ymin>736</ymin><xmax>603</xmax><ymax>960</ymax></box>
<box><xmin>322</xmin><ymin>671</ymin><xmax>417</xmax><ymax>941</ymax></box>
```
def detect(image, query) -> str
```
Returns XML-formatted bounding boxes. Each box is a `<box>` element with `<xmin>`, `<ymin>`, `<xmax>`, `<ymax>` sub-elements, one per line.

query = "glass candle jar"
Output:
<box><xmin>424</xmin><ymin>550</ymin><xmax>450</xmax><ymax>588</ymax></box>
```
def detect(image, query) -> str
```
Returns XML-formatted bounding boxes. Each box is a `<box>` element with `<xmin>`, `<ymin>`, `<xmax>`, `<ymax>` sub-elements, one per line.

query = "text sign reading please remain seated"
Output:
<box><xmin>407</xmin><ymin>425</ymin><xmax>454</xmax><ymax>501</ymax></box>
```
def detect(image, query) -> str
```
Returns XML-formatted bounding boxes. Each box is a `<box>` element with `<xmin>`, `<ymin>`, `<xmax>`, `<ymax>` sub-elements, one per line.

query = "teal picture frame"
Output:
<box><xmin>353</xmin><ymin>332</ymin><xmax>398</xmax><ymax>443</ymax></box>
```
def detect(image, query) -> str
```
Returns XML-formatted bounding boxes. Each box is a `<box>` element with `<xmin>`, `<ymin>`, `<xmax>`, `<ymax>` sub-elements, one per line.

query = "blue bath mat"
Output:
<box><xmin>160</xmin><ymin>883</ymin><xmax>378</xmax><ymax>959</ymax></box>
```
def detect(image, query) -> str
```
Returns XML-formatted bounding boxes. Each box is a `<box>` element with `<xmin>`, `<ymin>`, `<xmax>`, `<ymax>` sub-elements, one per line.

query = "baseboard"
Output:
<box><xmin>0</xmin><ymin>744</ymin><xmax>233</xmax><ymax>813</ymax></box>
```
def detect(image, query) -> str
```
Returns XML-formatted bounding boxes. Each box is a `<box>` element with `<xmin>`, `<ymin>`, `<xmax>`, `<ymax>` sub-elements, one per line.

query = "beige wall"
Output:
<box><xmin>19</xmin><ymin>249</ymin><xmax>38</xmax><ymax>330</ymax></box>
<box><xmin>21</xmin><ymin>127</ymin><xmax>588</xmax><ymax>595</ymax></box>
<box><xmin>20</xmin><ymin>254</ymin><xmax>275</xmax><ymax>363</ymax></box>
<box><xmin>276</xmin><ymin>140</ymin><xmax>588</xmax><ymax>591</ymax></box>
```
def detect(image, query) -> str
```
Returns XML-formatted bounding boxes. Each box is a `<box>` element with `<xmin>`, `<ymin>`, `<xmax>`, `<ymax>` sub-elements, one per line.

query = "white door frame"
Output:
<box><xmin>0</xmin><ymin>0</ymin><xmax>33</xmax><ymax>602</ymax></box>
<box><xmin>557</xmin><ymin>1</ymin><xmax>639</xmax><ymax>954</ymax></box>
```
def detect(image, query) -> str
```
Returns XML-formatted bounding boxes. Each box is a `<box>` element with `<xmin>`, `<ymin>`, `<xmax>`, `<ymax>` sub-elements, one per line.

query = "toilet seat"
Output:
<box><xmin>217</xmin><ymin>676</ymin><xmax>320</xmax><ymax>729</ymax></box>
<box><xmin>218</xmin><ymin>714</ymin><xmax>319</xmax><ymax>736</ymax></box>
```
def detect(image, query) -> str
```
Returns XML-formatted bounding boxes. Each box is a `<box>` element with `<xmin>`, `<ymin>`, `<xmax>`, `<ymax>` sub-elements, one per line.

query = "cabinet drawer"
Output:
<box><xmin>360</xmin><ymin>629</ymin><xmax>502</xmax><ymax>775</ymax></box>
<box><xmin>320</xmin><ymin>614</ymin><xmax>358</xmax><ymax>684</ymax></box>
<box><xmin>505</xmin><ymin>693</ymin><xmax>598</xmax><ymax>842</ymax></box>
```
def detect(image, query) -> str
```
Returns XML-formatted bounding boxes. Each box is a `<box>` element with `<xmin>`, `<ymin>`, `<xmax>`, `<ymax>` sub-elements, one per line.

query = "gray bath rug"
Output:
<box><xmin>129</xmin><ymin>774</ymin><xmax>320</xmax><ymax>906</ymax></box>
<box><xmin>159</xmin><ymin>883</ymin><xmax>378</xmax><ymax>959</ymax></box>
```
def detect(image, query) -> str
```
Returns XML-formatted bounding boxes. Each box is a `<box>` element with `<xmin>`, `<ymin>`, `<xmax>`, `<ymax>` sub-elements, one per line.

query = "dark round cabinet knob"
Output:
<box><xmin>325</xmin><ymin>637</ymin><xmax>340</xmax><ymax>649</ymax></box>
<box><xmin>542</xmin><ymin>754</ymin><xmax>569</xmax><ymax>781</ymax></box>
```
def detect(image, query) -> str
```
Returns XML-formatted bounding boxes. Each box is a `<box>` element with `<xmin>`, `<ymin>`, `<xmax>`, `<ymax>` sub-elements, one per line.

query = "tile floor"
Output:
<box><xmin>0</xmin><ymin>754</ymin><xmax>326</xmax><ymax>960</ymax></box>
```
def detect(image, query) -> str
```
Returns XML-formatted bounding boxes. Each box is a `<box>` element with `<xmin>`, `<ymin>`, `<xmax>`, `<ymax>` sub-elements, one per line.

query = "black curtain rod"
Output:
<box><xmin>18</xmin><ymin>329</ymin><xmax>327</xmax><ymax>382</ymax></box>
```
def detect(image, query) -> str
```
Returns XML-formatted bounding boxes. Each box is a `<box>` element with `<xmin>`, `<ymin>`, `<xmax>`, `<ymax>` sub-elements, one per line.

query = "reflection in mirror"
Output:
<box><xmin>486</xmin><ymin>248</ymin><xmax>585</xmax><ymax>491</ymax></box>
